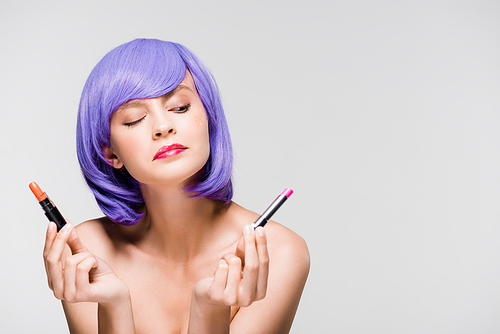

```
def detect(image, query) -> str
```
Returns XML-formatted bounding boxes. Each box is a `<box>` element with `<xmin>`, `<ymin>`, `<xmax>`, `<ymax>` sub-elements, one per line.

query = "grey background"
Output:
<box><xmin>1</xmin><ymin>0</ymin><xmax>499</xmax><ymax>333</ymax></box>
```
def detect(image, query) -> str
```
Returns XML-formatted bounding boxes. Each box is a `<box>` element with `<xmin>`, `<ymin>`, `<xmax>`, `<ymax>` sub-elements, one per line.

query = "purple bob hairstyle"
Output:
<box><xmin>76</xmin><ymin>39</ymin><xmax>233</xmax><ymax>225</ymax></box>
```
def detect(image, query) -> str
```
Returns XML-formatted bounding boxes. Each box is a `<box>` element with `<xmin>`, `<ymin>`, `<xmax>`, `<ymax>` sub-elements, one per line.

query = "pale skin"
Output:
<box><xmin>42</xmin><ymin>72</ymin><xmax>310</xmax><ymax>333</ymax></box>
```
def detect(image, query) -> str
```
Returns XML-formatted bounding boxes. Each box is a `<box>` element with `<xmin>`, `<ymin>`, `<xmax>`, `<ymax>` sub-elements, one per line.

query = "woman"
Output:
<box><xmin>43</xmin><ymin>39</ymin><xmax>309</xmax><ymax>333</ymax></box>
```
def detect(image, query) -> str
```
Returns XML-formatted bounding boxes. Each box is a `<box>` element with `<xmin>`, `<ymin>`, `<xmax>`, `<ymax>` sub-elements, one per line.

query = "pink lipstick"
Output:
<box><xmin>153</xmin><ymin>143</ymin><xmax>187</xmax><ymax>160</ymax></box>
<box><xmin>251</xmin><ymin>188</ymin><xmax>293</xmax><ymax>229</ymax></box>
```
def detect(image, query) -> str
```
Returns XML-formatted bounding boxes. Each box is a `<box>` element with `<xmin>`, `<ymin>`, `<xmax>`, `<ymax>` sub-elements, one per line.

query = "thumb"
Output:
<box><xmin>65</xmin><ymin>221</ymin><xmax>89</xmax><ymax>255</ymax></box>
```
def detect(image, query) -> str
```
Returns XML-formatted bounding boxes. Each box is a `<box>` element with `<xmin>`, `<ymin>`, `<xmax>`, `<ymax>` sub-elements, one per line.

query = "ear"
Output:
<box><xmin>102</xmin><ymin>145</ymin><xmax>124</xmax><ymax>169</ymax></box>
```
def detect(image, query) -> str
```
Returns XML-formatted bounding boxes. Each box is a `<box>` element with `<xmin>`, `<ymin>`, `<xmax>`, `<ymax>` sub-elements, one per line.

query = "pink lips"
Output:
<box><xmin>153</xmin><ymin>144</ymin><xmax>187</xmax><ymax>160</ymax></box>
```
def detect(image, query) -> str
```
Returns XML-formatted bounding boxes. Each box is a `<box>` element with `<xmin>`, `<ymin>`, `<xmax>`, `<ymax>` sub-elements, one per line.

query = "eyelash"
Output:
<box><xmin>124</xmin><ymin>115</ymin><xmax>146</xmax><ymax>127</ymax></box>
<box><xmin>170</xmin><ymin>103</ymin><xmax>191</xmax><ymax>114</ymax></box>
<box><xmin>124</xmin><ymin>104</ymin><xmax>191</xmax><ymax>127</ymax></box>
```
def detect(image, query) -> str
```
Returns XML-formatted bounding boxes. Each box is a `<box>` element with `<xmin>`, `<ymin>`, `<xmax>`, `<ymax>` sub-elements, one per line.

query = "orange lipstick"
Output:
<box><xmin>29</xmin><ymin>182</ymin><xmax>66</xmax><ymax>231</ymax></box>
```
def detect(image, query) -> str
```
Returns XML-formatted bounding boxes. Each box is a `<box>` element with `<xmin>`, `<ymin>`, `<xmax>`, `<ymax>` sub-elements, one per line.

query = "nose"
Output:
<box><xmin>154</xmin><ymin>123</ymin><xmax>175</xmax><ymax>138</ymax></box>
<box><xmin>152</xmin><ymin>110</ymin><xmax>176</xmax><ymax>139</ymax></box>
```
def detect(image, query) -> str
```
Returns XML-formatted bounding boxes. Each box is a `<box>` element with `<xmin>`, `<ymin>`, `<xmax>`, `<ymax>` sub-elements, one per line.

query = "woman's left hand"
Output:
<box><xmin>194</xmin><ymin>224</ymin><xmax>269</xmax><ymax>308</ymax></box>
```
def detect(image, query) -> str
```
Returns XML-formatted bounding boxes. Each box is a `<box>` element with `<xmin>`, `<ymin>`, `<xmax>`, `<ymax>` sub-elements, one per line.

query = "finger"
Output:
<box><xmin>43</xmin><ymin>222</ymin><xmax>57</xmax><ymax>289</ymax></box>
<box><xmin>222</xmin><ymin>254</ymin><xmax>242</xmax><ymax>305</ymax></box>
<box><xmin>241</xmin><ymin>224</ymin><xmax>259</xmax><ymax>304</ymax></box>
<box><xmin>46</xmin><ymin>222</ymin><xmax>74</xmax><ymax>297</ymax></box>
<box><xmin>75</xmin><ymin>256</ymin><xmax>99</xmax><ymax>301</ymax></box>
<box><xmin>234</xmin><ymin>235</ymin><xmax>245</xmax><ymax>265</ymax></box>
<box><xmin>255</xmin><ymin>227</ymin><xmax>269</xmax><ymax>300</ymax></box>
<box><xmin>43</xmin><ymin>222</ymin><xmax>57</xmax><ymax>258</ymax></box>
<box><xmin>211</xmin><ymin>259</ymin><xmax>229</xmax><ymax>299</ymax></box>
<box><xmin>63</xmin><ymin>252</ymin><xmax>94</xmax><ymax>302</ymax></box>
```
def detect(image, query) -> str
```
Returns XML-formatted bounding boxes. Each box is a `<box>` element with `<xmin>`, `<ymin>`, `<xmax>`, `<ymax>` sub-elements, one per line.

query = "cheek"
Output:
<box><xmin>192</xmin><ymin>111</ymin><xmax>210</xmax><ymax>153</ymax></box>
<box><xmin>198</xmin><ymin>121</ymin><xmax>210</xmax><ymax>156</ymax></box>
<box><xmin>197</xmin><ymin>117</ymin><xmax>211</xmax><ymax>163</ymax></box>
<box><xmin>194</xmin><ymin>112</ymin><xmax>206</xmax><ymax>127</ymax></box>
<box><xmin>110</xmin><ymin>132</ymin><xmax>141</xmax><ymax>162</ymax></box>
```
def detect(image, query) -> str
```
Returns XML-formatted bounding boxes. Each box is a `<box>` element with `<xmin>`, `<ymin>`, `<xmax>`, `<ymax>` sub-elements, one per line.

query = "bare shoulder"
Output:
<box><xmin>265</xmin><ymin>221</ymin><xmax>310</xmax><ymax>276</ymax></box>
<box><xmin>229</xmin><ymin>202</ymin><xmax>310</xmax><ymax>275</ymax></box>
<box><xmin>74</xmin><ymin>217</ymin><xmax>117</xmax><ymax>257</ymax></box>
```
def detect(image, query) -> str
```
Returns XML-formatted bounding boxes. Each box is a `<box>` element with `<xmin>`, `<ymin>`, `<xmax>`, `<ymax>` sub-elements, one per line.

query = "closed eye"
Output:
<box><xmin>124</xmin><ymin>115</ymin><xmax>146</xmax><ymax>127</ymax></box>
<box><xmin>169</xmin><ymin>104</ymin><xmax>191</xmax><ymax>114</ymax></box>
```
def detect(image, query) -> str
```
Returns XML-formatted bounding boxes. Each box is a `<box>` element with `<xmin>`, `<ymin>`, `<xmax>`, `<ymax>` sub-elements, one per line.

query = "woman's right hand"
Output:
<box><xmin>43</xmin><ymin>221</ymin><xmax>129</xmax><ymax>305</ymax></box>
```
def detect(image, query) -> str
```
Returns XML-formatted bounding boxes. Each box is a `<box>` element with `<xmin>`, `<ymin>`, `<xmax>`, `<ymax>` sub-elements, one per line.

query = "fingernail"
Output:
<box><xmin>218</xmin><ymin>259</ymin><xmax>227</xmax><ymax>269</ymax></box>
<box><xmin>47</xmin><ymin>222</ymin><xmax>53</xmax><ymax>233</ymax></box>
<box><xmin>244</xmin><ymin>224</ymin><xmax>252</xmax><ymax>235</ymax></box>
<box><xmin>61</xmin><ymin>223</ymin><xmax>72</xmax><ymax>232</ymax></box>
<box><xmin>256</xmin><ymin>226</ymin><xmax>265</xmax><ymax>237</ymax></box>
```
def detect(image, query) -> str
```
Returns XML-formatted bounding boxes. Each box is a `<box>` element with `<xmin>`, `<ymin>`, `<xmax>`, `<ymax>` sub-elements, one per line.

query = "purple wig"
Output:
<box><xmin>76</xmin><ymin>39</ymin><xmax>233</xmax><ymax>225</ymax></box>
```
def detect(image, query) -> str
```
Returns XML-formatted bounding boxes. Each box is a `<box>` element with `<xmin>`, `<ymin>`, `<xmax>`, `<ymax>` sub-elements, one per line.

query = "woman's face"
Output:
<box><xmin>106</xmin><ymin>72</ymin><xmax>210</xmax><ymax>188</ymax></box>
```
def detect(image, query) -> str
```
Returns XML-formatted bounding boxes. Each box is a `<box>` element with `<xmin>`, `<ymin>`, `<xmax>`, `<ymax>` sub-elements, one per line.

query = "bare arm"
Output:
<box><xmin>62</xmin><ymin>295</ymin><xmax>134</xmax><ymax>334</ymax></box>
<box><xmin>188</xmin><ymin>224</ymin><xmax>269</xmax><ymax>333</ymax></box>
<box><xmin>188</xmin><ymin>223</ymin><xmax>310</xmax><ymax>334</ymax></box>
<box><xmin>230</xmin><ymin>228</ymin><xmax>309</xmax><ymax>333</ymax></box>
<box><xmin>43</xmin><ymin>222</ymin><xmax>135</xmax><ymax>334</ymax></box>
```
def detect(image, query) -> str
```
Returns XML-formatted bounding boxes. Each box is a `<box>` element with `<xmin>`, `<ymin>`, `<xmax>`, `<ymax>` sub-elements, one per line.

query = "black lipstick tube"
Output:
<box><xmin>29</xmin><ymin>182</ymin><xmax>67</xmax><ymax>232</ymax></box>
<box><xmin>39</xmin><ymin>197</ymin><xmax>66</xmax><ymax>232</ymax></box>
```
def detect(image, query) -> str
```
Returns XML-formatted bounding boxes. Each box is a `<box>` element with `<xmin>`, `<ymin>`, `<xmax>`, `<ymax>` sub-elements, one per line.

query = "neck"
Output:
<box><xmin>121</xmin><ymin>183</ymin><xmax>230</xmax><ymax>261</ymax></box>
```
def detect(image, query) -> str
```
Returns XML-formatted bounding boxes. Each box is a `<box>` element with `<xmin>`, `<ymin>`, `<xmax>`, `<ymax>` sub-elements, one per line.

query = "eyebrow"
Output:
<box><xmin>117</xmin><ymin>85</ymin><xmax>194</xmax><ymax>112</ymax></box>
<box><xmin>161</xmin><ymin>84</ymin><xmax>193</xmax><ymax>100</ymax></box>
